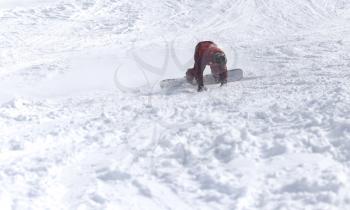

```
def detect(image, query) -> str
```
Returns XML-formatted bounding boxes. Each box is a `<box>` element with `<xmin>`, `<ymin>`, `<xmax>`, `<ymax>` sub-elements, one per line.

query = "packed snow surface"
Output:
<box><xmin>1</xmin><ymin>0</ymin><xmax>350</xmax><ymax>209</ymax></box>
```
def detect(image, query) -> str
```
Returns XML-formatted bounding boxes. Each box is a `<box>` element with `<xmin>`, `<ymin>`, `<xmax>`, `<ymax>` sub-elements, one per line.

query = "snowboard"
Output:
<box><xmin>160</xmin><ymin>69</ymin><xmax>243</xmax><ymax>89</ymax></box>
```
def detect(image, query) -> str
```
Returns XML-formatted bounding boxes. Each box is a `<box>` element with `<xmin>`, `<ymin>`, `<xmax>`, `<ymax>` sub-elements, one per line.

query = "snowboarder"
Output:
<box><xmin>186</xmin><ymin>41</ymin><xmax>228</xmax><ymax>92</ymax></box>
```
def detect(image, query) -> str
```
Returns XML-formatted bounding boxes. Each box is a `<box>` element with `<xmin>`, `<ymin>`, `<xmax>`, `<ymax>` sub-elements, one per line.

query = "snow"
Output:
<box><xmin>1</xmin><ymin>0</ymin><xmax>350</xmax><ymax>209</ymax></box>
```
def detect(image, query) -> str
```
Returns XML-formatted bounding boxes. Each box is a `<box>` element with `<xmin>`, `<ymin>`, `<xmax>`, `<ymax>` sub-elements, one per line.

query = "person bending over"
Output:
<box><xmin>186</xmin><ymin>41</ymin><xmax>228</xmax><ymax>92</ymax></box>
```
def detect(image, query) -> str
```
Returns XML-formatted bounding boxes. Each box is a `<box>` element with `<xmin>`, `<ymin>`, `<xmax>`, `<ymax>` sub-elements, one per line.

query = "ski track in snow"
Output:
<box><xmin>1</xmin><ymin>0</ymin><xmax>350</xmax><ymax>209</ymax></box>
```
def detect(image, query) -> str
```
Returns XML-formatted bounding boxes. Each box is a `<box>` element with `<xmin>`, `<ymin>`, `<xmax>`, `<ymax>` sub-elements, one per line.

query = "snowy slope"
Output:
<box><xmin>1</xmin><ymin>0</ymin><xmax>350</xmax><ymax>209</ymax></box>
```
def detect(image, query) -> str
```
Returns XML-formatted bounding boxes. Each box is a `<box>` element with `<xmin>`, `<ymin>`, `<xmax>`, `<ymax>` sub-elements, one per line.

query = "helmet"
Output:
<box><xmin>213</xmin><ymin>52</ymin><xmax>227</xmax><ymax>65</ymax></box>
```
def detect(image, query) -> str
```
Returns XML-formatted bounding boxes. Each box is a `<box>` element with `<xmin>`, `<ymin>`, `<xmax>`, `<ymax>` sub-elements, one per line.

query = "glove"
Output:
<box><xmin>197</xmin><ymin>85</ymin><xmax>207</xmax><ymax>92</ymax></box>
<box><xmin>220</xmin><ymin>80</ymin><xmax>227</xmax><ymax>87</ymax></box>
